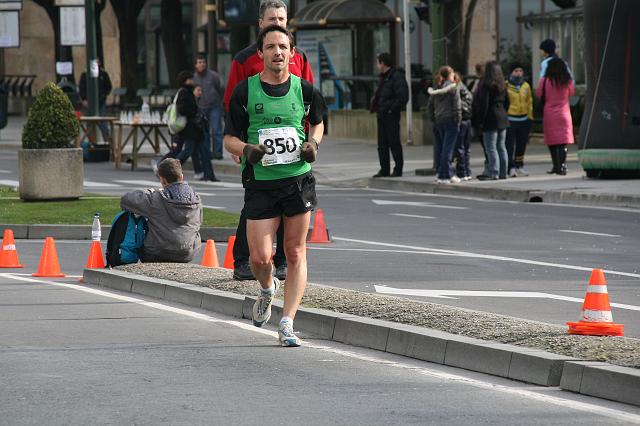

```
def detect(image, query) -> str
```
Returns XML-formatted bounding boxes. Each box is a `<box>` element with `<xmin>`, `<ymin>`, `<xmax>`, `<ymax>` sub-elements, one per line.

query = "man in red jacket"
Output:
<box><xmin>224</xmin><ymin>0</ymin><xmax>314</xmax><ymax>281</ymax></box>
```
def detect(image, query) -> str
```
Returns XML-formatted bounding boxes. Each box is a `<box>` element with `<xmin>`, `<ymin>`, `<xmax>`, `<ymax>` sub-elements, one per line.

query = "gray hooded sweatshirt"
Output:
<box><xmin>120</xmin><ymin>181</ymin><xmax>202</xmax><ymax>263</ymax></box>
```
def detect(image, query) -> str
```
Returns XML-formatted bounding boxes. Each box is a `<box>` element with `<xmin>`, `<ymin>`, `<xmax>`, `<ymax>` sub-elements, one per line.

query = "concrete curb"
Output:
<box><xmin>367</xmin><ymin>178</ymin><xmax>640</xmax><ymax>209</ymax></box>
<box><xmin>0</xmin><ymin>224</ymin><xmax>235</xmax><ymax>242</ymax></box>
<box><xmin>82</xmin><ymin>268</ymin><xmax>640</xmax><ymax>407</ymax></box>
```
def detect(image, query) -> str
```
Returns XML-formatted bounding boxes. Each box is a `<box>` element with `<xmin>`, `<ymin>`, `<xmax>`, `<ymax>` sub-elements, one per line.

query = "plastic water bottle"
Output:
<box><xmin>141</xmin><ymin>101</ymin><xmax>150</xmax><ymax>123</ymax></box>
<box><xmin>91</xmin><ymin>212</ymin><xmax>101</xmax><ymax>241</ymax></box>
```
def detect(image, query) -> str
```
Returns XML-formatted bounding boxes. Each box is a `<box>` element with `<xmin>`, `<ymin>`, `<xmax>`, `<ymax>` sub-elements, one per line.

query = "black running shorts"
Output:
<box><xmin>244</xmin><ymin>174</ymin><xmax>317</xmax><ymax>220</ymax></box>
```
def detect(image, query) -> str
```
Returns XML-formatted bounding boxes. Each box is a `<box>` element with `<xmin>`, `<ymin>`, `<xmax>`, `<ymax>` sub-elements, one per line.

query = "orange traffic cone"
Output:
<box><xmin>567</xmin><ymin>269</ymin><xmax>624</xmax><ymax>336</ymax></box>
<box><xmin>0</xmin><ymin>229</ymin><xmax>24</xmax><ymax>268</ymax></box>
<box><xmin>32</xmin><ymin>237</ymin><xmax>66</xmax><ymax>278</ymax></box>
<box><xmin>78</xmin><ymin>240</ymin><xmax>105</xmax><ymax>283</ymax></box>
<box><xmin>308</xmin><ymin>208</ymin><xmax>331</xmax><ymax>243</ymax></box>
<box><xmin>223</xmin><ymin>236</ymin><xmax>236</xmax><ymax>269</ymax></box>
<box><xmin>201</xmin><ymin>239</ymin><xmax>220</xmax><ymax>268</ymax></box>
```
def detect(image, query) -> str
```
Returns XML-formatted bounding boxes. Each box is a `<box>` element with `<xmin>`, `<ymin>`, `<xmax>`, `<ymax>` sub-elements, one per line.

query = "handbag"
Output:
<box><xmin>166</xmin><ymin>89</ymin><xmax>187</xmax><ymax>135</ymax></box>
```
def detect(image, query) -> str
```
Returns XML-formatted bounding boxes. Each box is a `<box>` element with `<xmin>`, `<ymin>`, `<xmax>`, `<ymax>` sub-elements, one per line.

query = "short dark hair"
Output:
<box><xmin>194</xmin><ymin>54</ymin><xmax>206</xmax><ymax>64</ymax></box>
<box><xmin>157</xmin><ymin>159</ymin><xmax>182</xmax><ymax>183</ymax></box>
<box><xmin>257</xmin><ymin>25</ymin><xmax>293</xmax><ymax>51</ymax></box>
<box><xmin>377</xmin><ymin>52</ymin><xmax>393</xmax><ymax>68</ymax></box>
<box><xmin>176</xmin><ymin>70</ymin><xmax>193</xmax><ymax>86</ymax></box>
<box><xmin>259</xmin><ymin>0</ymin><xmax>287</xmax><ymax>19</ymax></box>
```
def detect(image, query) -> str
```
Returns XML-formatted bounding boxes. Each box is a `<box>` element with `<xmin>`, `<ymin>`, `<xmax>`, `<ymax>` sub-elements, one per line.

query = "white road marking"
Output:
<box><xmin>332</xmin><ymin>236</ymin><xmax>640</xmax><ymax>279</ymax></box>
<box><xmin>114</xmin><ymin>179</ymin><xmax>161</xmax><ymax>187</ymax></box>
<box><xmin>0</xmin><ymin>169</ymin><xmax>13</xmax><ymax>174</ymax></box>
<box><xmin>196</xmin><ymin>192</ymin><xmax>217</xmax><ymax>196</ymax></box>
<box><xmin>83</xmin><ymin>181</ymin><xmax>121</xmax><ymax>188</ymax></box>
<box><xmin>0</xmin><ymin>179</ymin><xmax>19</xmax><ymax>186</ymax></box>
<box><xmin>559</xmin><ymin>229</ymin><xmax>621</xmax><ymax>238</ymax></box>
<box><xmin>390</xmin><ymin>213</ymin><xmax>436</xmax><ymax>219</ymax></box>
<box><xmin>2</xmin><ymin>272</ymin><xmax>639</xmax><ymax>424</ymax></box>
<box><xmin>373</xmin><ymin>199</ymin><xmax>468</xmax><ymax>209</ymax></box>
<box><xmin>373</xmin><ymin>285</ymin><xmax>640</xmax><ymax>311</ymax></box>
<box><xmin>202</xmin><ymin>204</ymin><xmax>224</xmax><ymax>210</ymax></box>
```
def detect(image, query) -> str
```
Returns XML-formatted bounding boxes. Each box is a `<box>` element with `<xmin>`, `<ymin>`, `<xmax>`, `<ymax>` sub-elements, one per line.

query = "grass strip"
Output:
<box><xmin>0</xmin><ymin>186</ymin><xmax>238</xmax><ymax>227</ymax></box>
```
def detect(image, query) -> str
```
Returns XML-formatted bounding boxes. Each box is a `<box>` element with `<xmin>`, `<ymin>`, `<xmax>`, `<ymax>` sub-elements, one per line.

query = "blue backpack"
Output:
<box><xmin>105</xmin><ymin>211</ymin><xmax>148</xmax><ymax>266</ymax></box>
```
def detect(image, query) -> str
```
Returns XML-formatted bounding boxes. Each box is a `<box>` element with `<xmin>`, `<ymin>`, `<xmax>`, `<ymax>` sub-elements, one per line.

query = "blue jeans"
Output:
<box><xmin>482</xmin><ymin>129</ymin><xmax>508</xmax><ymax>178</ymax></box>
<box><xmin>434</xmin><ymin>122</ymin><xmax>460</xmax><ymax>179</ymax></box>
<box><xmin>200</xmin><ymin>106</ymin><xmax>223</xmax><ymax>158</ymax></box>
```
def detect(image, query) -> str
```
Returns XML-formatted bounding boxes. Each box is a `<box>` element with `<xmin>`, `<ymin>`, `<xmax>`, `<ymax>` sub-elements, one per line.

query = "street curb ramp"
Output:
<box><xmin>82</xmin><ymin>268</ymin><xmax>640</xmax><ymax>407</ymax></box>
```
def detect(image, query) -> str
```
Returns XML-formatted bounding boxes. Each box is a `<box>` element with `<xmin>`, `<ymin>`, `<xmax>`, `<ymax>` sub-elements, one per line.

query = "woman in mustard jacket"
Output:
<box><xmin>506</xmin><ymin>63</ymin><xmax>533</xmax><ymax>177</ymax></box>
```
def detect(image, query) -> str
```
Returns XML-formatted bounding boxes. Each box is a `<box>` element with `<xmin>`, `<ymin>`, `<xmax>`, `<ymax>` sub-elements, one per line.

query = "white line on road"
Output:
<box><xmin>202</xmin><ymin>205</ymin><xmax>224</xmax><ymax>210</ymax></box>
<box><xmin>390</xmin><ymin>213</ymin><xmax>436</xmax><ymax>219</ymax></box>
<box><xmin>559</xmin><ymin>229</ymin><xmax>621</xmax><ymax>238</ymax></box>
<box><xmin>0</xmin><ymin>179</ymin><xmax>18</xmax><ymax>186</ymax></box>
<box><xmin>195</xmin><ymin>192</ymin><xmax>217</xmax><ymax>196</ymax></box>
<box><xmin>0</xmin><ymin>169</ymin><xmax>13</xmax><ymax>174</ymax></box>
<box><xmin>114</xmin><ymin>179</ymin><xmax>162</xmax><ymax>187</ymax></box>
<box><xmin>373</xmin><ymin>285</ymin><xmax>640</xmax><ymax>311</ymax></box>
<box><xmin>83</xmin><ymin>181</ymin><xmax>122</xmax><ymax>188</ymax></box>
<box><xmin>332</xmin><ymin>236</ymin><xmax>640</xmax><ymax>279</ymax></box>
<box><xmin>2</xmin><ymin>272</ymin><xmax>638</xmax><ymax>424</ymax></box>
<box><xmin>373</xmin><ymin>199</ymin><xmax>468</xmax><ymax>209</ymax></box>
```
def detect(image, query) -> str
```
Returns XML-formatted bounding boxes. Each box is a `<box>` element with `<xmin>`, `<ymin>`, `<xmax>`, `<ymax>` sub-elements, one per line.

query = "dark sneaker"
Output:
<box><xmin>233</xmin><ymin>263</ymin><xmax>255</xmax><ymax>280</ymax></box>
<box><xmin>274</xmin><ymin>264</ymin><xmax>287</xmax><ymax>281</ymax></box>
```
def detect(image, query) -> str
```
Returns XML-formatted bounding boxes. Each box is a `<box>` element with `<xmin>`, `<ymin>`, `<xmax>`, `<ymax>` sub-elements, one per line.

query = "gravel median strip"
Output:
<box><xmin>116</xmin><ymin>262</ymin><xmax>640</xmax><ymax>369</ymax></box>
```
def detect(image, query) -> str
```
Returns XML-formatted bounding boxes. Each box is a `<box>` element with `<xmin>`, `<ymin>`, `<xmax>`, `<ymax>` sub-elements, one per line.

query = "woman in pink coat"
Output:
<box><xmin>536</xmin><ymin>57</ymin><xmax>575</xmax><ymax>175</ymax></box>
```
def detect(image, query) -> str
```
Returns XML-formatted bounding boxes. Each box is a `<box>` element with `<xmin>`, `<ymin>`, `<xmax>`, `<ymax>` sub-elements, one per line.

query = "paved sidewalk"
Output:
<box><xmin>3</xmin><ymin>114</ymin><xmax>639</xmax><ymax>208</ymax></box>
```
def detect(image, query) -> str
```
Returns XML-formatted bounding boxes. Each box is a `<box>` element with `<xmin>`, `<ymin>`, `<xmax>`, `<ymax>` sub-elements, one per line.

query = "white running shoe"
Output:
<box><xmin>193</xmin><ymin>172</ymin><xmax>204</xmax><ymax>180</ymax></box>
<box><xmin>509</xmin><ymin>167</ymin><xmax>518</xmax><ymax>177</ymax></box>
<box><xmin>278</xmin><ymin>320</ymin><xmax>302</xmax><ymax>347</ymax></box>
<box><xmin>450</xmin><ymin>176</ymin><xmax>461</xmax><ymax>183</ymax></box>
<box><xmin>435</xmin><ymin>178</ymin><xmax>451</xmax><ymax>184</ymax></box>
<box><xmin>252</xmin><ymin>277</ymin><xmax>279</xmax><ymax>327</ymax></box>
<box><xmin>516</xmin><ymin>167</ymin><xmax>529</xmax><ymax>177</ymax></box>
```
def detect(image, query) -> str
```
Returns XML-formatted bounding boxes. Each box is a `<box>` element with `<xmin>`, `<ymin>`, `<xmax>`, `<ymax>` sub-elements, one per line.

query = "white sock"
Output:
<box><xmin>280</xmin><ymin>316</ymin><xmax>292</xmax><ymax>325</ymax></box>
<box><xmin>261</xmin><ymin>284</ymin><xmax>275</xmax><ymax>295</ymax></box>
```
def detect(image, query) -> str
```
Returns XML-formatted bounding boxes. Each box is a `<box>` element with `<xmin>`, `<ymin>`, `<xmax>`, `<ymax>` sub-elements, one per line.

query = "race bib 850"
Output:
<box><xmin>258</xmin><ymin>127</ymin><xmax>301</xmax><ymax>166</ymax></box>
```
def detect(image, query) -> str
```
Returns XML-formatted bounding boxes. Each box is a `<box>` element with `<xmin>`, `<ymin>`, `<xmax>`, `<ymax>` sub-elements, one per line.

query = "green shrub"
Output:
<box><xmin>22</xmin><ymin>82</ymin><xmax>80</xmax><ymax>149</ymax></box>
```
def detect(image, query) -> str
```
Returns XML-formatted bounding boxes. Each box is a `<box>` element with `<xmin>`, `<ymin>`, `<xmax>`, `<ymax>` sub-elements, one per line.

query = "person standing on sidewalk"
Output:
<box><xmin>453</xmin><ymin>72</ymin><xmax>473</xmax><ymax>181</ymax></box>
<box><xmin>426</xmin><ymin>66</ymin><xmax>461</xmax><ymax>184</ymax></box>
<box><xmin>223</xmin><ymin>25</ymin><xmax>327</xmax><ymax>346</ymax></box>
<box><xmin>370</xmin><ymin>52</ymin><xmax>409</xmax><ymax>178</ymax></box>
<box><xmin>472</xmin><ymin>61</ymin><xmax>510</xmax><ymax>181</ymax></box>
<box><xmin>193</xmin><ymin>55</ymin><xmax>225</xmax><ymax>160</ymax></box>
<box><xmin>536</xmin><ymin>57</ymin><xmax>575</xmax><ymax>175</ymax></box>
<box><xmin>506</xmin><ymin>63</ymin><xmax>533</xmax><ymax>177</ymax></box>
<box><xmin>223</xmin><ymin>0</ymin><xmax>314</xmax><ymax>281</ymax></box>
<box><xmin>174</xmin><ymin>71</ymin><xmax>217</xmax><ymax>182</ymax></box>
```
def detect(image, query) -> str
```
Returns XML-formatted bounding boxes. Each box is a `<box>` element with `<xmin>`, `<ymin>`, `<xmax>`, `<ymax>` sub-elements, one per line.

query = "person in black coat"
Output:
<box><xmin>174</xmin><ymin>71</ymin><xmax>217</xmax><ymax>182</ymax></box>
<box><xmin>472</xmin><ymin>61</ymin><xmax>510</xmax><ymax>180</ymax></box>
<box><xmin>370</xmin><ymin>53</ymin><xmax>409</xmax><ymax>177</ymax></box>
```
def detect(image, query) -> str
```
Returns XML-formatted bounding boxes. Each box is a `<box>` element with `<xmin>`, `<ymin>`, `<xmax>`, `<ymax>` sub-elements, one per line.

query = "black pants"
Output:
<box><xmin>233</xmin><ymin>207</ymin><xmax>286</xmax><ymax>268</ymax></box>
<box><xmin>547</xmin><ymin>144</ymin><xmax>568</xmax><ymax>174</ymax></box>
<box><xmin>377</xmin><ymin>113</ymin><xmax>403</xmax><ymax>175</ymax></box>
<box><xmin>506</xmin><ymin>120</ymin><xmax>531</xmax><ymax>169</ymax></box>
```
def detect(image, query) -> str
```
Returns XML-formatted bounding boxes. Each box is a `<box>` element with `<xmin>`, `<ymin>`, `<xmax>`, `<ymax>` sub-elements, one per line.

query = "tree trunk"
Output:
<box><xmin>95</xmin><ymin>0</ymin><xmax>107</xmax><ymax>64</ymax></box>
<box><xmin>444</xmin><ymin>0</ymin><xmax>465</xmax><ymax>73</ymax></box>
<box><xmin>161</xmin><ymin>0</ymin><xmax>191</xmax><ymax>87</ymax></box>
<box><xmin>462</xmin><ymin>0</ymin><xmax>479</xmax><ymax>75</ymax></box>
<box><xmin>110</xmin><ymin>0</ymin><xmax>146</xmax><ymax>101</ymax></box>
<box><xmin>32</xmin><ymin>0</ymin><xmax>73</xmax><ymax>82</ymax></box>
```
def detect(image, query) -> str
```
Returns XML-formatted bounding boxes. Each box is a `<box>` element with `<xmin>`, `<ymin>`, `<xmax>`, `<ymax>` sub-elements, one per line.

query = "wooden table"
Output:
<box><xmin>114</xmin><ymin>121</ymin><xmax>171</xmax><ymax>170</ymax></box>
<box><xmin>75</xmin><ymin>116</ymin><xmax>117</xmax><ymax>151</ymax></box>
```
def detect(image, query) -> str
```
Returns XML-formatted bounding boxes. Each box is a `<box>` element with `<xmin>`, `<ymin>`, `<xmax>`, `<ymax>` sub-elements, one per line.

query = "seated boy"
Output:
<box><xmin>120</xmin><ymin>158</ymin><xmax>202</xmax><ymax>262</ymax></box>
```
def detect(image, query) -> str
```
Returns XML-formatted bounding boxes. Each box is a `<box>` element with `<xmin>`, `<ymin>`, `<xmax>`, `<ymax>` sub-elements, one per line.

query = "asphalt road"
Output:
<box><xmin>2</xmin><ymin>273</ymin><xmax>639</xmax><ymax>425</ymax></box>
<box><xmin>1</xmin><ymin>151</ymin><xmax>639</xmax><ymax>337</ymax></box>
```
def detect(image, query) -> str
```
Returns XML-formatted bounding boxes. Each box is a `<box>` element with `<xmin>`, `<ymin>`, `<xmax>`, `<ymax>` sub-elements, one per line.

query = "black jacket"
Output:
<box><xmin>376</xmin><ymin>67</ymin><xmax>409</xmax><ymax>117</ymax></box>
<box><xmin>176</xmin><ymin>84</ymin><xmax>202</xmax><ymax>141</ymax></box>
<box><xmin>472</xmin><ymin>84</ymin><xmax>510</xmax><ymax>131</ymax></box>
<box><xmin>79</xmin><ymin>69</ymin><xmax>112</xmax><ymax>106</ymax></box>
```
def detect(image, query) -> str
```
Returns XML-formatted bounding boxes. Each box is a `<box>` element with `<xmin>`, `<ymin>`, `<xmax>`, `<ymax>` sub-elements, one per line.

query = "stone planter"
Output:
<box><xmin>18</xmin><ymin>148</ymin><xmax>84</xmax><ymax>200</ymax></box>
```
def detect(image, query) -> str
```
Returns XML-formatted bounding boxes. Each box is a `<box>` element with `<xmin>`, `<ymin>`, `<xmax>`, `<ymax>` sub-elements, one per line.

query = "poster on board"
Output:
<box><xmin>0</xmin><ymin>11</ymin><xmax>19</xmax><ymax>48</ymax></box>
<box><xmin>60</xmin><ymin>6</ymin><xmax>85</xmax><ymax>46</ymax></box>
